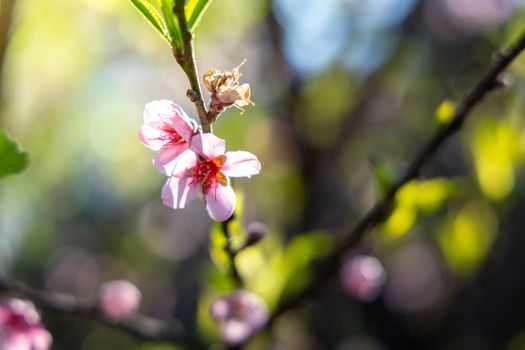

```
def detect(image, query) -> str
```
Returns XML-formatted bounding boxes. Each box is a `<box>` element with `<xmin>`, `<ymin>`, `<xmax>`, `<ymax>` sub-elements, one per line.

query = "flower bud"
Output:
<box><xmin>0</xmin><ymin>299</ymin><xmax>52</xmax><ymax>350</ymax></box>
<box><xmin>210</xmin><ymin>290</ymin><xmax>269</xmax><ymax>345</ymax></box>
<box><xmin>97</xmin><ymin>280</ymin><xmax>141</xmax><ymax>320</ymax></box>
<box><xmin>245</xmin><ymin>221</ymin><xmax>267</xmax><ymax>247</ymax></box>
<box><xmin>340</xmin><ymin>255</ymin><xmax>386</xmax><ymax>302</ymax></box>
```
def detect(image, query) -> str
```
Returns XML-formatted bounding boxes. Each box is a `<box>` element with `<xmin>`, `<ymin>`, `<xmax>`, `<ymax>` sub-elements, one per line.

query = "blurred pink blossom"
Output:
<box><xmin>425</xmin><ymin>0</ymin><xmax>513</xmax><ymax>39</ymax></box>
<box><xmin>0</xmin><ymin>299</ymin><xmax>52</xmax><ymax>350</ymax></box>
<box><xmin>162</xmin><ymin>133</ymin><xmax>261</xmax><ymax>221</ymax></box>
<box><xmin>340</xmin><ymin>255</ymin><xmax>386</xmax><ymax>302</ymax></box>
<box><xmin>210</xmin><ymin>290</ymin><xmax>269</xmax><ymax>345</ymax></box>
<box><xmin>139</xmin><ymin>100</ymin><xmax>197</xmax><ymax>172</ymax></box>
<box><xmin>97</xmin><ymin>280</ymin><xmax>141</xmax><ymax>320</ymax></box>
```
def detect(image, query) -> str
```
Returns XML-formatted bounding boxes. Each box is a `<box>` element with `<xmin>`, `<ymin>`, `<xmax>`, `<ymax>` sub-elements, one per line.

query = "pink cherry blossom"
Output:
<box><xmin>162</xmin><ymin>133</ymin><xmax>261</xmax><ymax>221</ymax></box>
<box><xmin>210</xmin><ymin>290</ymin><xmax>269</xmax><ymax>345</ymax></box>
<box><xmin>139</xmin><ymin>100</ymin><xmax>197</xmax><ymax>171</ymax></box>
<box><xmin>97</xmin><ymin>280</ymin><xmax>141</xmax><ymax>320</ymax></box>
<box><xmin>0</xmin><ymin>299</ymin><xmax>52</xmax><ymax>350</ymax></box>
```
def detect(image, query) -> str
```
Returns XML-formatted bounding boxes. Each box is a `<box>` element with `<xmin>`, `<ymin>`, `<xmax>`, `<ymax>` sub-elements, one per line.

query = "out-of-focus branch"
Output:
<box><xmin>222</xmin><ymin>215</ymin><xmax>244</xmax><ymax>288</ymax></box>
<box><xmin>0</xmin><ymin>0</ymin><xmax>16</xmax><ymax>124</ymax></box>
<box><xmin>172</xmin><ymin>0</ymin><xmax>210</xmax><ymax>133</ymax></box>
<box><xmin>0</xmin><ymin>278</ymin><xmax>197</xmax><ymax>345</ymax></box>
<box><xmin>241</xmin><ymin>30</ymin><xmax>525</xmax><ymax>345</ymax></box>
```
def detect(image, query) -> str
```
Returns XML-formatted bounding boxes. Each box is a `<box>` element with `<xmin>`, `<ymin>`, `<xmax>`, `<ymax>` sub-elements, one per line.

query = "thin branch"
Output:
<box><xmin>240</xmin><ymin>30</ymin><xmax>525</xmax><ymax>345</ymax></box>
<box><xmin>222</xmin><ymin>215</ymin><xmax>245</xmax><ymax>288</ymax></box>
<box><xmin>0</xmin><ymin>278</ymin><xmax>198</xmax><ymax>346</ymax></box>
<box><xmin>172</xmin><ymin>0</ymin><xmax>211</xmax><ymax>133</ymax></box>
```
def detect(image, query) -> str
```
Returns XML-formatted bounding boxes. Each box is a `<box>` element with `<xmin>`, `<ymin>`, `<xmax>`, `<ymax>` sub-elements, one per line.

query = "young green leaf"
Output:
<box><xmin>160</xmin><ymin>0</ymin><xmax>183</xmax><ymax>49</ymax></box>
<box><xmin>369</xmin><ymin>158</ymin><xmax>398</xmax><ymax>198</ymax></box>
<box><xmin>185</xmin><ymin>0</ymin><xmax>213</xmax><ymax>32</ymax></box>
<box><xmin>209</xmin><ymin>221</ymin><xmax>230</xmax><ymax>272</ymax></box>
<box><xmin>435</xmin><ymin>100</ymin><xmax>455</xmax><ymax>126</ymax></box>
<box><xmin>129</xmin><ymin>0</ymin><xmax>171</xmax><ymax>44</ymax></box>
<box><xmin>0</xmin><ymin>130</ymin><xmax>29</xmax><ymax>178</ymax></box>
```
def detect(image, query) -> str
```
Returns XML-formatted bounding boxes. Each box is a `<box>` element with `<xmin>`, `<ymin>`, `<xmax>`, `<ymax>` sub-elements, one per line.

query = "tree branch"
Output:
<box><xmin>172</xmin><ymin>0</ymin><xmax>211</xmax><ymax>133</ymax></box>
<box><xmin>0</xmin><ymin>278</ymin><xmax>198</xmax><ymax>346</ymax></box>
<box><xmin>241</xmin><ymin>30</ymin><xmax>525</xmax><ymax>345</ymax></box>
<box><xmin>222</xmin><ymin>215</ymin><xmax>245</xmax><ymax>288</ymax></box>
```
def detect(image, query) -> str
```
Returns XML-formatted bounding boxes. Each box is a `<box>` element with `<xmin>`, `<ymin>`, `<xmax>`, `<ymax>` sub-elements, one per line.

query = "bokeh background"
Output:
<box><xmin>2</xmin><ymin>0</ymin><xmax>525</xmax><ymax>349</ymax></box>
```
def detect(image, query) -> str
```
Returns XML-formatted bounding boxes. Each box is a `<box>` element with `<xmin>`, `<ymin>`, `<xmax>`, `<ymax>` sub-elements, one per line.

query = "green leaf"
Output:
<box><xmin>160</xmin><ymin>0</ymin><xmax>183</xmax><ymax>49</ymax></box>
<box><xmin>0</xmin><ymin>130</ymin><xmax>29</xmax><ymax>178</ymax></box>
<box><xmin>209</xmin><ymin>221</ymin><xmax>229</xmax><ymax>272</ymax></box>
<box><xmin>185</xmin><ymin>0</ymin><xmax>213</xmax><ymax>32</ymax></box>
<box><xmin>208</xmin><ymin>193</ymin><xmax>246</xmax><ymax>274</ymax></box>
<box><xmin>129</xmin><ymin>0</ymin><xmax>171</xmax><ymax>44</ymax></box>
<box><xmin>275</xmin><ymin>231</ymin><xmax>333</xmax><ymax>303</ymax></box>
<box><xmin>435</xmin><ymin>100</ymin><xmax>455</xmax><ymax>126</ymax></box>
<box><xmin>369</xmin><ymin>158</ymin><xmax>398</xmax><ymax>198</ymax></box>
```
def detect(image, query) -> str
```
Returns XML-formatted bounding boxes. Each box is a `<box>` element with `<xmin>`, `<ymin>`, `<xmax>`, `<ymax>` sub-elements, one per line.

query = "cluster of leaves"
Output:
<box><xmin>129</xmin><ymin>0</ymin><xmax>212</xmax><ymax>48</ymax></box>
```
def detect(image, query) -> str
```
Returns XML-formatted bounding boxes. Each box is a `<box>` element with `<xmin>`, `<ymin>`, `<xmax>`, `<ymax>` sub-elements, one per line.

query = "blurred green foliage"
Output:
<box><xmin>0</xmin><ymin>130</ymin><xmax>28</xmax><ymax>178</ymax></box>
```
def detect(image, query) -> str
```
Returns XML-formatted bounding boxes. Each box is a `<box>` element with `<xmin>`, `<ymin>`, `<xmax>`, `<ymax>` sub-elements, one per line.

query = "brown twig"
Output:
<box><xmin>0</xmin><ymin>278</ymin><xmax>201</xmax><ymax>346</ymax></box>
<box><xmin>172</xmin><ymin>0</ymin><xmax>211</xmax><ymax>133</ymax></box>
<box><xmin>222</xmin><ymin>215</ymin><xmax>245</xmax><ymax>288</ymax></box>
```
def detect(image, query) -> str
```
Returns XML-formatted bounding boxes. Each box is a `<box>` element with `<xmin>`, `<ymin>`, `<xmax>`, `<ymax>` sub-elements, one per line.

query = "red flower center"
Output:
<box><xmin>189</xmin><ymin>155</ymin><xmax>227</xmax><ymax>197</ymax></box>
<box><xmin>7</xmin><ymin>312</ymin><xmax>30</xmax><ymax>332</ymax></box>
<box><xmin>157</xmin><ymin>127</ymin><xmax>184</xmax><ymax>144</ymax></box>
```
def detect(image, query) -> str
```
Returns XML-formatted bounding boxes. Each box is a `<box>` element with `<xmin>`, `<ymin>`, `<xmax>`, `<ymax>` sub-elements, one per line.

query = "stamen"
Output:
<box><xmin>189</xmin><ymin>158</ymin><xmax>223</xmax><ymax>197</ymax></box>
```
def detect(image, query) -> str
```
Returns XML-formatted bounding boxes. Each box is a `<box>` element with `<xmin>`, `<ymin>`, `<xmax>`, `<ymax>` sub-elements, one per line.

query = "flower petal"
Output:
<box><xmin>222</xmin><ymin>151</ymin><xmax>261</xmax><ymax>178</ymax></box>
<box><xmin>222</xmin><ymin>319</ymin><xmax>252</xmax><ymax>345</ymax></box>
<box><xmin>156</xmin><ymin>149</ymin><xmax>198</xmax><ymax>176</ymax></box>
<box><xmin>138</xmin><ymin>124</ymin><xmax>165</xmax><ymax>151</ymax></box>
<box><xmin>162</xmin><ymin>175</ymin><xmax>199</xmax><ymax>209</ymax></box>
<box><xmin>191</xmin><ymin>133</ymin><xmax>226</xmax><ymax>159</ymax></box>
<box><xmin>29</xmin><ymin>327</ymin><xmax>52</xmax><ymax>350</ymax></box>
<box><xmin>153</xmin><ymin>143</ymin><xmax>190</xmax><ymax>173</ymax></box>
<box><xmin>143</xmin><ymin>100</ymin><xmax>173</xmax><ymax>124</ymax></box>
<box><xmin>3</xmin><ymin>332</ymin><xmax>31</xmax><ymax>350</ymax></box>
<box><xmin>205</xmin><ymin>184</ymin><xmax>236</xmax><ymax>222</ymax></box>
<box><xmin>143</xmin><ymin>100</ymin><xmax>195</xmax><ymax>141</ymax></box>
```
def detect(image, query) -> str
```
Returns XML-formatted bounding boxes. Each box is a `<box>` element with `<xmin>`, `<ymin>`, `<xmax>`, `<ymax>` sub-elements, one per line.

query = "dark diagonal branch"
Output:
<box><xmin>0</xmin><ymin>278</ymin><xmax>198</xmax><ymax>346</ymax></box>
<box><xmin>247</xmin><ymin>30</ymin><xmax>525</xmax><ymax>343</ymax></box>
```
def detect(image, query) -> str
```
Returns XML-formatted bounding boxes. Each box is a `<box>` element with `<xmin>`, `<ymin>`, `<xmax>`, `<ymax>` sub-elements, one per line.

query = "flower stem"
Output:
<box><xmin>172</xmin><ymin>0</ymin><xmax>211</xmax><ymax>133</ymax></box>
<box><xmin>222</xmin><ymin>215</ymin><xmax>244</xmax><ymax>288</ymax></box>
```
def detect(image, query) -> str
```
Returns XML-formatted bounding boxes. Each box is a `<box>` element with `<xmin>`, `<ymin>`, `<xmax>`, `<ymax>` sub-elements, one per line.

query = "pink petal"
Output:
<box><xmin>222</xmin><ymin>319</ymin><xmax>252</xmax><ymax>345</ymax></box>
<box><xmin>97</xmin><ymin>280</ymin><xmax>142</xmax><ymax>320</ymax></box>
<box><xmin>205</xmin><ymin>184</ymin><xmax>236</xmax><ymax>222</ymax></box>
<box><xmin>162</xmin><ymin>175</ymin><xmax>199</xmax><ymax>209</ymax></box>
<box><xmin>143</xmin><ymin>100</ymin><xmax>195</xmax><ymax>141</ymax></box>
<box><xmin>153</xmin><ymin>143</ymin><xmax>190</xmax><ymax>174</ymax></box>
<box><xmin>191</xmin><ymin>133</ymin><xmax>226</xmax><ymax>159</ymax></box>
<box><xmin>3</xmin><ymin>332</ymin><xmax>31</xmax><ymax>350</ymax></box>
<box><xmin>222</xmin><ymin>151</ymin><xmax>261</xmax><ymax>178</ymax></box>
<box><xmin>210</xmin><ymin>297</ymin><xmax>231</xmax><ymax>321</ymax></box>
<box><xmin>156</xmin><ymin>149</ymin><xmax>198</xmax><ymax>176</ymax></box>
<box><xmin>143</xmin><ymin>100</ymin><xmax>179</xmax><ymax>124</ymax></box>
<box><xmin>29</xmin><ymin>327</ymin><xmax>52</xmax><ymax>350</ymax></box>
<box><xmin>138</xmin><ymin>124</ymin><xmax>165</xmax><ymax>151</ymax></box>
<box><xmin>0</xmin><ymin>307</ymin><xmax>12</xmax><ymax>325</ymax></box>
<box><xmin>169</xmin><ymin>110</ymin><xmax>195</xmax><ymax>143</ymax></box>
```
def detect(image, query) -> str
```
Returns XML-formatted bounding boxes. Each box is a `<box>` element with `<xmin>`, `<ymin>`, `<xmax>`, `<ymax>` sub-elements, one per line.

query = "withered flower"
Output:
<box><xmin>203</xmin><ymin>60</ymin><xmax>253</xmax><ymax>120</ymax></box>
